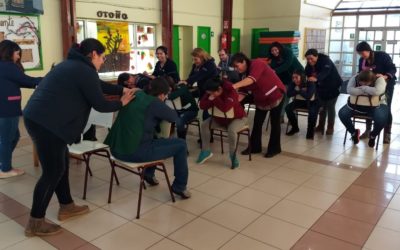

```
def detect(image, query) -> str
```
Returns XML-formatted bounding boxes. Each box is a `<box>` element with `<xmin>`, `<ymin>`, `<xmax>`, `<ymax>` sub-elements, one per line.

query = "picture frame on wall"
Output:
<box><xmin>0</xmin><ymin>12</ymin><xmax>42</xmax><ymax>70</ymax></box>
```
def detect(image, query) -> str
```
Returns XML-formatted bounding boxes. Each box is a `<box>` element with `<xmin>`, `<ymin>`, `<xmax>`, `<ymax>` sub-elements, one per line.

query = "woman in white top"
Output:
<box><xmin>338</xmin><ymin>70</ymin><xmax>388</xmax><ymax>148</ymax></box>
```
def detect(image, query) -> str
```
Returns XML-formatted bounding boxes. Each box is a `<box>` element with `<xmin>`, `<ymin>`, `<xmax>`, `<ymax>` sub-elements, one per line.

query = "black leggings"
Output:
<box><xmin>250</xmin><ymin>99</ymin><xmax>284</xmax><ymax>154</ymax></box>
<box><xmin>24</xmin><ymin>118</ymin><xmax>73</xmax><ymax>218</ymax></box>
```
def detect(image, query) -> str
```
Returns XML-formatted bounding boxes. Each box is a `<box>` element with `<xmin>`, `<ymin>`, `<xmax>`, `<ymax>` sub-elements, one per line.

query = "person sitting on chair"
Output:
<box><xmin>196</xmin><ymin>78</ymin><xmax>248</xmax><ymax>169</ymax></box>
<box><xmin>105</xmin><ymin>78</ymin><xmax>191</xmax><ymax>199</ymax></box>
<box><xmin>338</xmin><ymin>70</ymin><xmax>388</xmax><ymax>148</ymax></box>
<box><xmin>285</xmin><ymin>70</ymin><xmax>318</xmax><ymax>139</ymax></box>
<box><xmin>165</xmin><ymin>76</ymin><xmax>199</xmax><ymax>140</ymax></box>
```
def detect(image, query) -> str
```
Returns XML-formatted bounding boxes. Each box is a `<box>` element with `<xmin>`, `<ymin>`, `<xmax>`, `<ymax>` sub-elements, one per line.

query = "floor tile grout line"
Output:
<box><xmin>0</xmin><ymin>192</ymin><xmax>100</xmax><ymax>250</ymax></box>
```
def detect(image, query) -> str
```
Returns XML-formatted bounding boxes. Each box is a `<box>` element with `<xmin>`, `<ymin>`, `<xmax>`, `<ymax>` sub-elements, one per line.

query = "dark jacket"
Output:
<box><xmin>218</xmin><ymin>55</ymin><xmax>240</xmax><ymax>83</ymax></box>
<box><xmin>152</xmin><ymin>58</ymin><xmax>180</xmax><ymax>83</ymax></box>
<box><xmin>286</xmin><ymin>80</ymin><xmax>316</xmax><ymax>100</ymax></box>
<box><xmin>187</xmin><ymin>58</ymin><xmax>218</xmax><ymax>97</ymax></box>
<box><xmin>0</xmin><ymin>61</ymin><xmax>42</xmax><ymax>117</ymax></box>
<box><xmin>23</xmin><ymin>47</ymin><xmax>122</xmax><ymax>144</ymax></box>
<box><xmin>168</xmin><ymin>84</ymin><xmax>199</xmax><ymax>112</ymax></box>
<box><xmin>269</xmin><ymin>47</ymin><xmax>304</xmax><ymax>86</ymax></box>
<box><xmin>305</xmin><ymin>53</ymin><xmax>342</xmax><ymax>100</ymax></box>
<box><xmin>358</xmin><ymin>51</ymin><xmax>397</xmax><ymax>86</ymax></box>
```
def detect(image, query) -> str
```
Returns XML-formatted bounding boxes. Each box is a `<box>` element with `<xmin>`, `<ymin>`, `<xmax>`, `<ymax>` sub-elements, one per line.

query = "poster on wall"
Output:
<box><xmin>0</xmin><ymin>0</ymin><xmax>44</xmax><ymax>15</ymax></box>
<box><xmin>0</xmin><ymin>13</ymin><xmax>42</xmax><ymax>70</ymax></box>
<box><xmin>97</xmin><ymin>21</ymin><xmax>130</xmax><ymax>73</ymax></box>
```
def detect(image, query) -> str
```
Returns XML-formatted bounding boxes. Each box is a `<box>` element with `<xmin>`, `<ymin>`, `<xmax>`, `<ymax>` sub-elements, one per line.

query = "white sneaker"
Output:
<box><xmin>0</xmin><ymin>168</ymin><xmax>25</xmax><ymax>179</ymax></box>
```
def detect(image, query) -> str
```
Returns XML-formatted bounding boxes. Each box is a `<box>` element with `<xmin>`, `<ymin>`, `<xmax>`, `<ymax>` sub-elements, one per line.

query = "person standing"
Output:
<box><xmin>305</xmin><ymin>49</ymin><xmax>342</xmax><ymax>135</ymax></box>
<box><xmin>0</xmin><ymin>40</ymin><xmax>42</xmax><ymax>178</ymax></box>
<box><xmin>356</xmin><ymin>41</ymin><xmax>396</xmax><ymax>143</ymax></box>
<box><xmin>268</xmin><ymin>42</ymin><xmax>304</xmax><ymax>123</ymax></box>
<box><xmin>23</xmin><ymin>38</ymin><xmax>135</xmax><ymax>236</ymax></box>
<box><xmin>231</xmin><ymin>52</ymin><xmax>286</xmax><ymax>158</ymax></box>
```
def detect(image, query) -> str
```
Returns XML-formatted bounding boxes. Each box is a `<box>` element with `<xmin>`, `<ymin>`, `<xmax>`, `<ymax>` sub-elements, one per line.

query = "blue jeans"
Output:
<box><xmin>113</xmin><ymin>138</ymin><xmax>189</xmax><ymax>192</ymax></box>
<box><xmin>0</xmin><ymin>116</ymin><xmax>20</xmax><ymax>172</ymax></box>
<box><xmin>338</xmin><ymin>104</ymin><xmax>389</xmax><ymax>137</ymax></box>
<box><xmin>176</xmin><ymin>110</ymin><xmax>198</xmax><ymax>139</ymax></box>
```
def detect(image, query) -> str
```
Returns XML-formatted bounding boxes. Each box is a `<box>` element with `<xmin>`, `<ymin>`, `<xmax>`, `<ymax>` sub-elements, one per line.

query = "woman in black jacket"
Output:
<box><xmin>23</xmin><ymin>38</ymin><xmax>135</xmax><ymax>236</ymax></box>
<box><xmin>305</xmin><ymin>49</ymin><xmax>343</xmax><ymax>135</ymax></box>
<box><xmin>356</xmin><ymin>41</ymin><xmax>397</xmax><ymax>143</ymax></box>
<box><xmin>180</xmin><ymin>48</ymin><xmax>218</xmax><ymax>119</ymax></box>
<box><xmin>144</xmin><ymin>46</ymin><xmax>180</xmax><ymax>83</ymax></box>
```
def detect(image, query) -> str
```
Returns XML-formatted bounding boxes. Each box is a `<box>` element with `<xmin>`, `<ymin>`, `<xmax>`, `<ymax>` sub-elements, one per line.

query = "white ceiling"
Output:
<box><xmin>305</xmin><ymin>0</ymin><xmax>400</xmax><ymax>10</ymax></box>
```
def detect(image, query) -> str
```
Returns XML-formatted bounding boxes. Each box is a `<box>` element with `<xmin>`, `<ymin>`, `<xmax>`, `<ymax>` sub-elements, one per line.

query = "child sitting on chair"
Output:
<box><xmin>196</xmin><ymin>78</ymin><xmax>248</xmax><ymax>169</ymax></box>
<box><xmin>285</xmin><ymin>69</ymin><xmax>318</xmax><ymax>139</ymax></box>
<box><xmin>338</xmin><ymin>70</ymin><xmax>388</xmax><ymax>147</ymax></box>
<box><xmin>105</xmin><ymin>78</ymin><xmax>191</xmax><ymax>199</ymax></box>
<box><xmin>164</xmin><ymin>76</ymin><xmax>199</xmax><ymax>140</ymax></box>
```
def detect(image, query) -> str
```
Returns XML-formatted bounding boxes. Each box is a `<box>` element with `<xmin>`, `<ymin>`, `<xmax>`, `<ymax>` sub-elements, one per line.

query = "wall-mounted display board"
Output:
<box><xmin>0</xmin><ymin>0</ymin><xmax>44</xmax><ymax>15</ymax></box>
<box><xmin>304</xmin><ymin>28</ymin><xmax>326</xmax><ymax>56</ymax></box>
<box><xmin>0</xmin><ymin>13</ymin><xmax>42</xmax><ymax>70</ymax></box>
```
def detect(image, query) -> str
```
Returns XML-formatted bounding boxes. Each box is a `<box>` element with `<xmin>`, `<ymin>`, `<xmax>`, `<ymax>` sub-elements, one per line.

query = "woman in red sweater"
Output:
<box><xmin>197</xmin><ymin>78</ymin><xmax>247</xmax><ymax>169</ymax></box>
<box><xmin>231</xmin><ymin>52</ymin><xmax>286</xmax><ymax>158</ymax></box>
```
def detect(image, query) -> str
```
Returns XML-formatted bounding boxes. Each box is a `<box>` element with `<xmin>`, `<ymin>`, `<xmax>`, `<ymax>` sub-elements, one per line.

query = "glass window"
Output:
<box><xmin>330</xmin><ymin>53</ymin><xmax>341</xmax><ymax>65</ymax></box>
<box><xmin>375</xmin><ymin>31</ymin><xmax>383</xmax><ymax>40</ymax></box>
<box><xmin>136</xmin><ymin>25</ymin><xmax>155</xmax><ymax>48</ymax></box>
<box><xmin>344</xmin><ymin>16</ymin><xmax>357</xmax><ymax>27</ymax></box>
<box><xmin>386</xmin><ymin>14</ymin><xmax>400</xmax><ymax>27</ymax></box>
<box><xmin>342</xmin><ymin>41</ymin><xmax>355</xmax><ymax>52</ymax></box>
<box><xmin>77</xmin><ymin>19</ymin><xmax>157</xmax><ymax>77</ymax></box>
<box><xmin>329</xmin><ymin>41</ymin><xmax>342</xmax><ymax>52</ymax></box>
<box><xmin>330</xmin><ymin>29</ymin><xmax>342</xmax><ymax>40</ymax></box>
<box><xmin>386</xmin><ymin>43</ymin><xmax>394</xmax><ymax>54</ymax></box>
<box><xmin>387</xmin><ymin>30</ymin><xmax>395</xmax><ymax>40</ymax></box>
<box><xmin>396</xmin><ymin>31</ymin><xmax>400</xmax><ymax>40</ymax></box>
<box><xmin>372</xmin><ymin>15</ymin><xmax>386</xmax><ymax>27</ymax></box>
<box><xmin>358</xmin><ymin>15</ymin><xmax>371</xmax><ymax>27</ymax></box>
<box><xmin>367</xmin><ymin>31</ymin><xmax>374</xmax><ymax>40</ymax></box>
<box><xmin>331</xmin><ymin>16</ymin><xmax>343</xmax><ymax>28</ymax></box>
<box><xmin>341</xmin><ymin>65</ymin><xmax>353</xmax><ymax>77</ymax></box>
<box><xmin>394</xmin><ymin>43</ymin><xmax>400</xmax><ymax>54</ymax></box>
<box><xmin>76</xmin><ymin>21</ymin><xmax>85</xmax><ymax>43</ymax></box>
<box><xmin>359</xmin><ymin>31</ymin><xmax>366</xmax><ymax>40</ymax></box>
<box><xmin>343</xmin><ymin>29</ymin><xmax>355</xmax><ymax>40</ymax></box>
<box><xmin>393</xmin><ymin>55</ymin><xmax>400</xmax><ymax>68</ymax></box>
<box><xmin>342</xmin><ymin>53</ymin><xmax>353</xmax><ymax>65</ymax></box>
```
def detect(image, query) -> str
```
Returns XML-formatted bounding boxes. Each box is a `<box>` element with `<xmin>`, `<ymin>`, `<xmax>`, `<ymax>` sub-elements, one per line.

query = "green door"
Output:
<box><xmin>172</xmin><ymin>25</ymin><xmax>180</xmax><ymax>72</ymax></box>
<box><xmin>231</xmin><ymin>28</ymin><xmax>241</xmax><ymax>54</ymax></box>
<box><xmin>251</xmin><ymin>28</ymin><xmax>269</xmax><ymax>58</ymax></box>
<box><xmin>197</xmin><ymin>26</ymin><xmax>211</xmax><ymax>53</ymax></box>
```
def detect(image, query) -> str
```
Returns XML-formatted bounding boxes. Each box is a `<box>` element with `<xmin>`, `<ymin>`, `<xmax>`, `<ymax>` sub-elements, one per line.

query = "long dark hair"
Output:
<box><xmin>292</xmin><ymin>69</ymin><xmax>307</xmax><ymax>86</ymax></box>
<box><xmin>0</xmin><ymin>40</ymin><xmax>21</xmax><ymax>62</ymax></box>
<box><xmin>72</xmin><ymin>38</ymin><xmax>105</xmax><ymax>57</ymax></box>
<box><xmin>269</xmin><ymin>42</ymin><xmax>284</xmax><ymax>59</ymax></box>
<box><xmin>356</xmin><ymin>41</ymin><xmax>374</xmax><ymax>65</ymax></box>
<box><xmin>231</xmin><ymin>52</ymin><xmax>251</xmax><ymax>75</ymax></box>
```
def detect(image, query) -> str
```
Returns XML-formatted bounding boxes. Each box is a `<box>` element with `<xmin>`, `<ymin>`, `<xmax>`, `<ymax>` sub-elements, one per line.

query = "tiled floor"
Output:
<box><xmin>2</xmin><ymin>92</ymin><xmax>400</xmax><ymax>249</ymax></box>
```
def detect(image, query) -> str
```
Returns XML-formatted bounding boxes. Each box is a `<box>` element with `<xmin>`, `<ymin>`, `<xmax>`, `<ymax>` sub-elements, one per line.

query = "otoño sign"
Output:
<box><xmin>96</xmin><ymin>10</ymin><xmax>128</xmax><ymax>20</ymax></box>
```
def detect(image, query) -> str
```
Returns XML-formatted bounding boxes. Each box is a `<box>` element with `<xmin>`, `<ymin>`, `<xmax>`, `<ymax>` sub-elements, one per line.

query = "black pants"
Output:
<box><xmin>251</xmin><ymin>99</ymin><xmax>284</xmax><ymax>154</ymax></box>
<box><xmin>285</xmin><ymin>100</ymin><xmax>319</xmax><ymax>130</ymax></box>
<box><xmin>24</xmin><ymin>118</ymin><xmax>73</xmax><ymax>218</ymax></box>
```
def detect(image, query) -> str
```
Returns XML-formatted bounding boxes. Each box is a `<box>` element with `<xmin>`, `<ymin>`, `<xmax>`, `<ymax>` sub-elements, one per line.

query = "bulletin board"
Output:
<box><xmin>0</xmin><ymin>12</ymin><xmax>42</xmax><ymax>70</ymax></box>
<box><xmin>304</xmin><ymin>28</ymin><xmax>326</xmax><ymax>56</ymax></box>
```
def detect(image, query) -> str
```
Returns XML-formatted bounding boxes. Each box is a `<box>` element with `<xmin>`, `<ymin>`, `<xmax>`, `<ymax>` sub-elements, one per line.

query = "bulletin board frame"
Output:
<box><xmin>303</xmin><ymin>28</ymin><xmax>326</xmax><ymax>58</ymax></box>
<box><xmin>0</xmin><ymin>12</ymin><xmax>43</xmax><ymax>71</ymax></box>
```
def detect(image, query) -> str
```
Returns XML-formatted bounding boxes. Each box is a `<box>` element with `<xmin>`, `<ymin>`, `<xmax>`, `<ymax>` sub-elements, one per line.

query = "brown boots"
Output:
<box><xmin>25</xmin><ymin>202</ymin><xmax>89</xmax><ymax>237</ymax></box>
<box><xmin>58</xmin><ymin>202</ymin><xmax>89</xmax><ymax>221</ymax></box>
<box><xmin>25</xmin><ymin>217</ymin><xmax>62</xmax><ymax>237</ymax></box>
